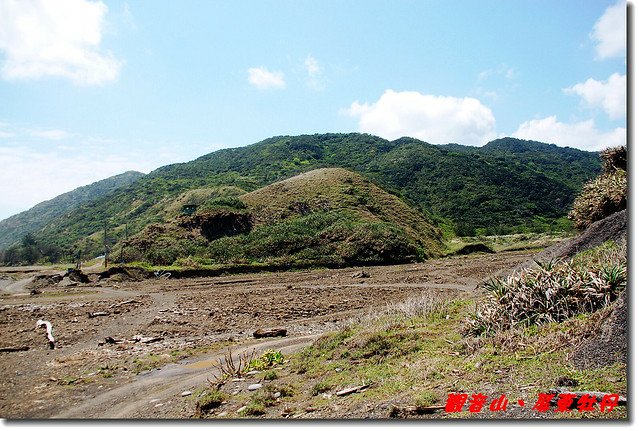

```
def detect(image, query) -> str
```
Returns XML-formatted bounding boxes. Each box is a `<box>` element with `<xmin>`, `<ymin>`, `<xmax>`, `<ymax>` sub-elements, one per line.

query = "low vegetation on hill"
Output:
<box><xmin>117</xmin><ymin>168</ymin><xmax>444</xmax><ymax>267</ymax></box>
<box><xmin>0</xmin><ymin>134</ymin><xmax>600</xmax><ymax>264</ymax></box>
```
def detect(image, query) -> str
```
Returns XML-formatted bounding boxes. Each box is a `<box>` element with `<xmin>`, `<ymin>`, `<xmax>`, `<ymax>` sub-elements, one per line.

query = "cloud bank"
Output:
<box><xmin>591</xmin><ymin>0</ymin><xmax>626</xmax><ymax>60</ymax></box>
<box><xmin>247</xmin><ymin>66</ymin><xmax>285</xmax><ymax>89</ymax></box>
<box><xmin>564</xmin><ymin>73</ymin><xmax>626</xmax><ymax>120</ymax></box>
<box><xmin>346</xmin><ymin>90</ymin><xmax>496</xmax><ymax>145</ymax></box>
<box><xmin>512</xmin><ymin>115</ymin><xmax>625</xmax><ymax>151</ymax></box>
<box><xmin>0</xmin><ymin>0</ymin><xmax>122</xmax><ymax>85</ymax></box>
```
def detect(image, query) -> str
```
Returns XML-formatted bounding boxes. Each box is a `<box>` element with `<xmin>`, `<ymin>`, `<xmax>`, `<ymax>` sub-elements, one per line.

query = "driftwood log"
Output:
<box><xmin>549</xmin><ymin>388</ymin><xmax>627</xmax><ymax>407</ymax></box>
<box><xmin>0</xmin><ymin>346</ymin><xmax>30</xmax><ymax>353</ymax></box>
<box><xmin>336</xmin><ymin>384</ymin><xmax>370</xmax><ymax>396</ymax></box>
<box><xmin>36</xmin><ymin>319</ymin><xmax>55</xmax><ymax>349</ymax></box>
<box><xmin>253</xmin><ymin>328</ymin><xmax>287</xmax><ymax>338</ymax></box>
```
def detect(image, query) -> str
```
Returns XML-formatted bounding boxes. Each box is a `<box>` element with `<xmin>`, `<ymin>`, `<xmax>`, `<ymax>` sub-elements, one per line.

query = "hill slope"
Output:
<box><xmin>120</xmin><ymin>168</ymin><xmax>444</xmax><ymax>266</ymax></box>
<box><xmin>0</xmin><ymin>171</ymin><xmax>145</xmax><ymax>250</ymax></box>
<box><xmin>3</xmin><ymin>134</ymin><xmax>600</xmax><ymax>262</ymax></box>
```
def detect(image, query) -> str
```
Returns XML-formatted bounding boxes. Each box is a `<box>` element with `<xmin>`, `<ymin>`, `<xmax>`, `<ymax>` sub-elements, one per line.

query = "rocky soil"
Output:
<box><xmin>0</xmin><ymin>250</ymin><xmax>533</xmax><ymax>419</ymax></box>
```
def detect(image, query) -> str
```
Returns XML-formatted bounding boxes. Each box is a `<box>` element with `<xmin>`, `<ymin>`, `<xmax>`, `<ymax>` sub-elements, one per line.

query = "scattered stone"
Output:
<box><xmin>181</xmin><ymin>391</ymin><xmax>192</xmax><ymax>397</ymax></box>
<box><xmin>88</xmin><ymin>311</ymin><xmax>110</xmax><ymax>318</ymax></box>
<box><xmin>273</xmin><ymin>392</ymin><xmax>281</xmax><ymax>399</ymax></box>
<box><xmin>217</xmin><ymin>411</ymin><xmax>228</xmax><ymax>417</ymax></box>
<box><xmin>246</xmin><ymin>370</ymin><xmax>260</xmax><ymax>376</ymax></box>
<box><xmin>556</xmin><ymin>376</ymin><xmax>578</xmax><ymax>387</ymax></box>
<box><xmin>236</xmin><ymin>406</ymin><xmax>247</xmax><ymax>414</ymax></box>
<box><xmin>248</xmin><ymin>383</ymin><xmax>263</xmax><ymax>391</ymax></box>
<box><xmin>389</xmin><ymin>404</ymin><xmax>446</xmax><ymax>417</ymax></box>
<box><xmin>351</xmin><ymin>270</ymin><xmax>370</xmax><ymax>279</ymax></box>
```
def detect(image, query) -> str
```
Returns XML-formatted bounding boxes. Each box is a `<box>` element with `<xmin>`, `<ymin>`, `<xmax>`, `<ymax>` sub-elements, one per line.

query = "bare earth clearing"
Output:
<box><xmin>0</xmin><ymin>250</ymin><xmax>534</xmax><ymax>419</ymax></box>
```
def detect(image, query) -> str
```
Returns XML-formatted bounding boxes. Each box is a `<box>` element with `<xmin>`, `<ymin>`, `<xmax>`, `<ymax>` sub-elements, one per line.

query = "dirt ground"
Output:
<box><xmin>0</xmin><ymin>250</ymin><xmax>534</xmax><ymax>419</ymax></box>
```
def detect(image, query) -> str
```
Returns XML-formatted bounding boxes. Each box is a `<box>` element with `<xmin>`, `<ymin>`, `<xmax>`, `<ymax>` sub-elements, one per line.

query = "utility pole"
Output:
<box><xmin>104</xmin><ymin>220</ymin><xmax>108</xmax><ymax>268</ymax></box>
<box><xmin>120</xmin><ymin>222</ymin><xmax>128</xmax><ymax>263</ymax></box>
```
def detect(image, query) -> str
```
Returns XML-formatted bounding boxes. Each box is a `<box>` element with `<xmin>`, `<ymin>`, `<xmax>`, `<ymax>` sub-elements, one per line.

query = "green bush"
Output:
<box><xmin>249</xmin><ymin>350</ymin><xmax>284</xmax><ymax>370</ymax></box>
<box><xmin>464</xmin><ymin>241</ymin><xmax>626</xmax><ymax>336</ymax></box>
<box><xmin>195</xmin><ymin>389</ymin><xmax>226</xmax><ymax>415</ymax></box>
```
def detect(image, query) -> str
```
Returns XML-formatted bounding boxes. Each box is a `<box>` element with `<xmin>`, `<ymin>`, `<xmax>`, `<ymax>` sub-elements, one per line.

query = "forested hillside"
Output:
<box><xmin>0</xmin><ymin>171</ymin><xmax>145</xmax><ymax>251</ymax></box>
<box><xmin>0</xmin><ymin>134</ymin><xmax>601</xmax><ymax>264</ymax></box>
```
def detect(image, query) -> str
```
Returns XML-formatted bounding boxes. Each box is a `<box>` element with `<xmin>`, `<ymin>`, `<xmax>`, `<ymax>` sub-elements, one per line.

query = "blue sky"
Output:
<box><xmin>0</xmin><ymin>0</ymin><xmax>628</xmax><ymax>221</ymax></box>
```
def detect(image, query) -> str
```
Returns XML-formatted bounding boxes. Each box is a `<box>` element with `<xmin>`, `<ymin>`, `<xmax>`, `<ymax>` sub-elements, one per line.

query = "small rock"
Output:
<box><xmin>217</xmin><ymin>411</ymin><xmax>228</xmax><ymax>417</ymax></box>
<box><xmin>181</xmin><ymin>391</ymin><xmax>192</xmax><ymax>397</ymax></box>
<box><xmin>248</xmin><ymin>383</ymin><xmax>263</xmax><ymax>391</ymax></box>
<box><xmin>231</xmin><ymin>390</ymin><xmax>240</xmax><ymax>396</ymax></box>
<box><xmin>154</xmin><ymin>403</ymin><xmax>164</xmax><ymax>408</ymax></box>
<box><xmin>273</xmin><ymin>392</ymin><xmax>281</xmax><ymax>399</ymax></box>
<box><xmin>231</xmin><ymin>378</ymin><xmax>245</xmax><ymax>382</ymax></box>
<box><xmin>246</xmin><ymin>370</ymin><xmax>260</xmax><ymax>376</ymax></box>
<box><xmin>236</xmin><ymin>406</ymin><xmax>247</xmax><ymax>414</ymax></box>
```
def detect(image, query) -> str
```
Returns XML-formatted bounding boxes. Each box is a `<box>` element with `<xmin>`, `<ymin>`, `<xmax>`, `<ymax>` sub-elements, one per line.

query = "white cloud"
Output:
<box><xmin>512</xmin><ymin>115</ymin><xmax>626</xmax><ymax>151</ymax></box>
<box><xmin>247</xmin><ymin>66</ymin><xmax>285</xmax><ymax>89</ymax></box>
<box><xmin>29</xmin><ymin>129</ymin><xmax>71</xmax><ymax>140</ymax></box>
<box><xmin>304</xmin><ymin>55</ymin><xmax>324</xmax><ymax>90</ymax></box>
<box><xmin>345</xmin><ymin>89</ymin><xmax>496</xmax><ymax>145</ymax></box>
<box><xmin>0</xmin><ymin>0</ymin><xmax>122</xmax><ymax>85</ymax></box>
<box><xmin>564</xmin><ymin>73</ymin><xmax>626</xmax><ymax>120</ymax></box>
<box><xmin>478</xmin><ymin>64</ymin><xmax>515</xmax><ymax>81</ymax></box>
<box><xmin>591</xmin><ymin>0</ymin><xmax>626</xmax><ymax>60</ymax></box>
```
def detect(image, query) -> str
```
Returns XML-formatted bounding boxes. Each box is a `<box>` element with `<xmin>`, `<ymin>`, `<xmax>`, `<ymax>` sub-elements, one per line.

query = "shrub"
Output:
<box><xmin>464</xmin><ymin>241</ymin><xmax>626</xmax><ymax>336</ymax></box>
<box><xmin>568</xmin><ymin>168</ymin><xmax>626</xmax><ymax>229</ymax></box>
<box><xmin>568</xmin><ymin>146</ymin><xmax>627</xmax><ymax>229</ymax></box>
<box><xmin>249</xmin><ymin>350</ymin><xmax>284</xmax><ymax>370</ymax></box>
<box><xmin>195</xmin><ymin>389</ymin><xmax>226</xmax><ymax>415</ymax></box>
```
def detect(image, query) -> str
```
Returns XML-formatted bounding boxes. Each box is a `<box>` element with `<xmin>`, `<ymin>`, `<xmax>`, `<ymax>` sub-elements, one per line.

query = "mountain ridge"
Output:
<box><xmin>0</xmin><ymin>171</ymin><xmax>145</xmax><ymax>250</ymax></box>
<box><xmin>0</xmin><ymin>134</ymin><xmax>601</xmax><ymax>263</ymax></box>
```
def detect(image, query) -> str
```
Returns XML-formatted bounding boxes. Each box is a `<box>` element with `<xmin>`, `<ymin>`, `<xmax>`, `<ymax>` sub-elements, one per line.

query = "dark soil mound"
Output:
<box><xmin>570</xmin><ymin>289</ymin><xmax>627</xmax><ymax>369</ymax></box>
<box><xmin>455</xmin><ymin>243</ymin><xmax>494</xmax><ymax>255</ymax></box>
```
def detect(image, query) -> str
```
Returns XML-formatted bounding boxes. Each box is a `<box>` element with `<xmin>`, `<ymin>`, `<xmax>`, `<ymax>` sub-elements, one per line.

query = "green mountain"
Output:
<box><xmin>0</xmin><ymin>134</ymin><xmax>601</xmax><ymax>264</ymax></box>
<box><xmin>119</xmin><ymin>168</ymin><xmax>444</xmax><ymax>266</ymax></box>
<box><xmin>0</xmin><ymin>171</ymin><xmax>144</xmax><ymax>251</ymax></box>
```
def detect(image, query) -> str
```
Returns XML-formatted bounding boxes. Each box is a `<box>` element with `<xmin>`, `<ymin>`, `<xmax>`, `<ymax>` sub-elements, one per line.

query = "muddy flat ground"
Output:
<box><xmin>0</xmin><ymin>250</ymin><xmax>534</xmax><ymax>419</ymax></box>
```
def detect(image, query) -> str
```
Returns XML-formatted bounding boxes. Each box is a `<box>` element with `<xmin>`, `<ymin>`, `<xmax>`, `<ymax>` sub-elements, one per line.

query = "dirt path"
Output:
<box><xmin>54</xmin><ymin>334</ymin><xmax>320</xmax><ymax>418</ymax></box>
<box><xmin>0</xmin><ymin>250</ymin><xmax>535</xmax><ymax>419</ymax></box>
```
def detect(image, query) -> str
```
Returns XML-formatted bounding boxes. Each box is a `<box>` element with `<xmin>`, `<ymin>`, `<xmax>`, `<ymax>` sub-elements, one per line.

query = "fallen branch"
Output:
<box><xmin>109</xmin><ymin>299</ymin><xmax>142</xmax><ymax>308</ymax></box>
<box><xmin>133</xmin><ymin>335</ymin><xmax>163</xmax><ymax>344</ymax></box>
<box><xmin>549</xmin><ymin>388</ymin><xmax>627</xmax><ymax>406</ymax></box>
<box><xmin>336</xmin><ymin>384</ymin><xmax>370</xmax><ymax>396</ymax></box>
<box><xmin>0</xmin><ymin>345</ymin><xmax>30</xmax><ymax>353</ymax></box>
<box><xmin>36</xmin><ymin>319</ymin><xmax>55</xmax><ymax>349</ymax></box>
